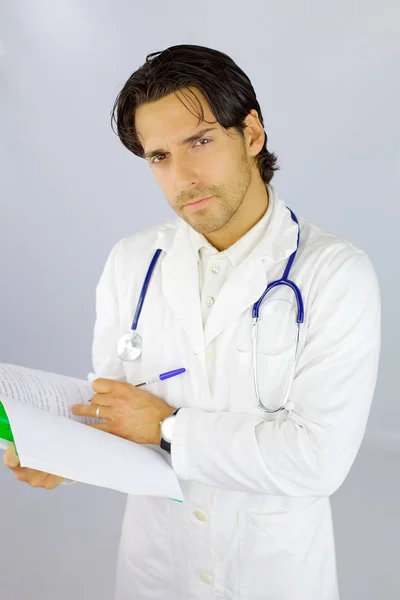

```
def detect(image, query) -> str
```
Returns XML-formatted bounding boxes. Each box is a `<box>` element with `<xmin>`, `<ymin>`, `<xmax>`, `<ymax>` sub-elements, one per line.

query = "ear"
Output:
<box><xmin>243</xmin><ymin>109</ymin><xmax>265</xmax><ymax>158</ymax></box>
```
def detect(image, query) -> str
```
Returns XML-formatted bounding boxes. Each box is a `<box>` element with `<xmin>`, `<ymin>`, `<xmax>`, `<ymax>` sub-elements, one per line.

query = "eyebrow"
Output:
<box><xmin>143</xmin><ymin>127</ymin><xmax>218</xmax><ymax>160</ymax></box>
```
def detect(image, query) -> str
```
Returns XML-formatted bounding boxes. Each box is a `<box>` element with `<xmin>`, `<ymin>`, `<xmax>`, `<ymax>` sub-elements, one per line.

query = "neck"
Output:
<box><xmin>204</xmin><ymin>178</ymin><xmax>269</xmax><ymax>251</ymax></box>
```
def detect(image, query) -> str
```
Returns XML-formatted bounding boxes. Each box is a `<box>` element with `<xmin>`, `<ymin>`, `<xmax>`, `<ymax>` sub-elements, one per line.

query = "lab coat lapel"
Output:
<box><xmin>204</xmin><ymin>195</ymin><xmax>299</xmax><ymax>347</ymax></box>
<box><xmin>158</xmin><ymin>222</ymin><xmax>205</xmax><ymax>358</ymax></box>
<box><xmin>155</xmin><ymin>192</ymin><xmax>299</xmax><ymax>354</ymax></box>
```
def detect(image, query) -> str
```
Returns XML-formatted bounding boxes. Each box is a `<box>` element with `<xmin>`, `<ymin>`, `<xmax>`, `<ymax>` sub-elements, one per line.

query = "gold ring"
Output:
<box><xmin>96</xmin><ymin>405</ymin><xmax>101</xmax><ymax>419</ymax></box>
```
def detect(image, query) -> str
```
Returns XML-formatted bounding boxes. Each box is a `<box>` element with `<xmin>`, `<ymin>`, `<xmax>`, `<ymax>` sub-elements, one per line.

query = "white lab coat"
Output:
<box><xmin>91</xmin><ymin>188</ymin><xmax>381</xmax><ymax>600</ymax></box>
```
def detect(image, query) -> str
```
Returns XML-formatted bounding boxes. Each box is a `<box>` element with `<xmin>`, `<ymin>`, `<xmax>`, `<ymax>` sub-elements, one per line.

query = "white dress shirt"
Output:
<box><xmin>189</xmin><ymin>192</ymin><xmax>273</xmax><ymax>328</ymax></box>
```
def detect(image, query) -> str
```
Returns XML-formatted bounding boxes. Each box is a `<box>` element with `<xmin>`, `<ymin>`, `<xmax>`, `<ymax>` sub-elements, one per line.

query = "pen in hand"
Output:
<box><xmin>88</xmin><ymin>368</ymin><xmax>186</xmax><ymax>399</ymax></box>
<box><xmin>135</xmin><ymin>368</ymin><xmax>186</xmax><ymax>387</ymax></box>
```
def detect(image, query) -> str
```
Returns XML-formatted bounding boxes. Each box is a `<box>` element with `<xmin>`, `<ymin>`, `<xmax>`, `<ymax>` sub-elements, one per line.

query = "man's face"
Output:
<box><xmin>135</xmin><ymin>87</ymin><xmax>255</xmax><ymax>235</ymax></box>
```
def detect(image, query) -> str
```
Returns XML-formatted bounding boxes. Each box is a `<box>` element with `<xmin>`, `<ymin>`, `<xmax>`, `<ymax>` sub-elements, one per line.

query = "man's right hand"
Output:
<box><xmin>3</xmin><ymin>443</ymin><xmax>65</xmax><ymax>489</ymax></box>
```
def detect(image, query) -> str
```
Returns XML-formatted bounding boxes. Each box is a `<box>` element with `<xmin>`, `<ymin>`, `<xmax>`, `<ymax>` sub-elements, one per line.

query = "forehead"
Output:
<box><xmin>135</xmin><ymin>87</ymin><xmax>218</xmax><ymax>148</ymax></box>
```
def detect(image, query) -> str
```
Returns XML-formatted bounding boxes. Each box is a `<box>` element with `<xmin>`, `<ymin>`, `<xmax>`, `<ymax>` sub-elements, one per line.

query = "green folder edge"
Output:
<box><xmin>0</xmin><ymin>401</ymin><xmax>18</xmax><ymax>456</ymax></box>
<box><xmin>0</xmin><ymin>402</ymin><xmax>182</xmax><ymax>500</ymax></box>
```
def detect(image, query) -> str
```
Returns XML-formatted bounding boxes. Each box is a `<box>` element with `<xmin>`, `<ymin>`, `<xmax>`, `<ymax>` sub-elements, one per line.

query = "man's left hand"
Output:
<box><xmin>71</xmin><ymin>379</ymin><xmax>175</xmax><ymax>445</ymax></box>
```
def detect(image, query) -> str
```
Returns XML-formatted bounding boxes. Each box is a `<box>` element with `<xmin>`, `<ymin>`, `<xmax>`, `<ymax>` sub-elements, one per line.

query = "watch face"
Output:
<box><xmin>161</xmin><ymin>416</ymin><xmax>175</xmax><ymax>443</ymax></box>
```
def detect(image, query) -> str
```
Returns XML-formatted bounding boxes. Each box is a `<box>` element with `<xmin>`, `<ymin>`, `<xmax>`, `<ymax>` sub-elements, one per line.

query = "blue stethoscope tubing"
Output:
<box><xmin>116</xmin><ymin>248</ymin><xmax>163</xmax><ymax>362</ymax></box>
<box><xmin>252</xmin><ymin>209</ymin><xmax>304</xmax><ymax>412</ymax></box>
<box><xmin>116</xmin><ymin>209</ymin><xmax>304</xmax><ymax>413</ymax></box>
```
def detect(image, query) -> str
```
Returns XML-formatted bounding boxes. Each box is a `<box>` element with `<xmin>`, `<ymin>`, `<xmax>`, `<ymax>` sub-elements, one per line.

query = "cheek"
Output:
<box><xmin>214</xmin><ymin>156</ymin><xmax>245</xmax><ymax>190</ymax></box>
<box><xmin>152</xmin><ymin>169</ymin><xmax>168</xmax><ymax>190</ymax></box>
<box><xmin>205</xmin><ymin>152</ymin><xmax>231</xmax><ymax>179</ymax></box>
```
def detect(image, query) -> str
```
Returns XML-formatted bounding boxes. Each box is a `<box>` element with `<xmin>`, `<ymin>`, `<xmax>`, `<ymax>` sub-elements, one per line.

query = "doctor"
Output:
<box><xmin>5</xmin><ymin>44</ymin><xmax>381</xmax><ymax>599</ymax></box>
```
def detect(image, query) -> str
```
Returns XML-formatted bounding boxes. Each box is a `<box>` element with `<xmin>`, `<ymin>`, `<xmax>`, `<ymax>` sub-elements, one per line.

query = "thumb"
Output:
<box><xmin>91</xmin><ymin>377</ymin><xmax>115</xmax><ymax>394</ymax></box>
<box><xmin>3</xmin><ymin>443</ymin><xmax>20</xmax><ymax>469</ymax></box>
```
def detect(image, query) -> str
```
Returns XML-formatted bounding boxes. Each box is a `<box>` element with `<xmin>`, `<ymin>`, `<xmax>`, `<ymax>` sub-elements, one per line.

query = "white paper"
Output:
<box><xmin>0</xmin><ymin>363</ymin><xmax>183</xmax><ymax>502</ymax></box>
<box><xmin>0</xmin><ymin>363</ymin><xmax>93</xmax><ymax>423</ymax></box>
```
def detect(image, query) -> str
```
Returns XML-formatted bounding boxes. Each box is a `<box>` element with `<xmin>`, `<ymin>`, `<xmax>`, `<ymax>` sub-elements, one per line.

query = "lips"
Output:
<box><xmin>186</xmin><ymin>196</ymin><xmax>212</xmax><ymax>206</ymax></box>
<box><xmin>184</xmin><ymin>196</ymin><xmax>213</xmax><ymax>211</ymax></box>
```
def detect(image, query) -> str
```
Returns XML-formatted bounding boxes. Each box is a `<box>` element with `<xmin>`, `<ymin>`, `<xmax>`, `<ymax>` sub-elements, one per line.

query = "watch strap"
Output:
<box><xmin>160</xmin><ymin>408</ymin><xmax>181</xmax><ymax>454</ymax></box>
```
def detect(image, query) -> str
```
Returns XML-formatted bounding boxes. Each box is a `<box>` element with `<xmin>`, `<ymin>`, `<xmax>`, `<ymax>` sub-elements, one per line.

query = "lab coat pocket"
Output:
<box><xmin>237</xmin><ymin>502</ymin><xmax>319</xmax><ymax>599</ymax></box>
<box><xmin>233</xmin><ymin>299</ymin><xmax>298</xmax><ymax>413</ymax></box>
<box><xmin>120</xmin><ymin>496</ymin><xmax>174</xmax><ymax>583</ymax></box>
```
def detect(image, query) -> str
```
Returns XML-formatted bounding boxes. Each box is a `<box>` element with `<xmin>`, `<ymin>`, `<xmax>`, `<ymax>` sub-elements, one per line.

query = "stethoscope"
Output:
<box><xmin>117</xmin><ymin>209</ymin><xmax>304</xmax><ymax>413</ymax></box>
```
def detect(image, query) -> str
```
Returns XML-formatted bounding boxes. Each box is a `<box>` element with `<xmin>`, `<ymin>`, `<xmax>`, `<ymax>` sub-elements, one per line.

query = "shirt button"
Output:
<box><xmin>205</xmin><ymin>347</ymin><xmax>215</xmax><ymax>360</ymax></box>
<box><xmin>211</xmin><ymin>264</ymin><xmax>220</xmax><ymax>274</ymax></box>
<box><xmin>194</xmin><ymin>510</ymin><xmax>207</xmax><ymax>522</ymax></box>
<box><xmin>205</xmin><ymin>296</ymin><xmax>215</xmax><ymax>307</ymax></box>
<box><xmin>200</xmin><ymin>572</ymin><xmax>213</xmax><ymax>584</ymax></box>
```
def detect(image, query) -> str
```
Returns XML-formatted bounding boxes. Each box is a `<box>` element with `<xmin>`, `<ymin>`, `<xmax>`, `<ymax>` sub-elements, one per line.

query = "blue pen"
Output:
<box><xmin>135</xmin><ymin>368</ymin><xmax>186</xmax><ymax>387</ymax></box>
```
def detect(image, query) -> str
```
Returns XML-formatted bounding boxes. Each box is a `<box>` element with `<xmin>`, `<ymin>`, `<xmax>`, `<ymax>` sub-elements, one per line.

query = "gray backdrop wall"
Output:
<box><xmin>0</xmin><ymin>1</ymin><xmax>399</xmax><ymax>599</ymax></box>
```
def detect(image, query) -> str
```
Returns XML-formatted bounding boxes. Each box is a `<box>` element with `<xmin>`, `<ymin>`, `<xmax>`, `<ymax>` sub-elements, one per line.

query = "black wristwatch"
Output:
<box><xmin>160</xmin><ymin>408</ymin><xmax>181</xmax><ymax>454</ymax></box>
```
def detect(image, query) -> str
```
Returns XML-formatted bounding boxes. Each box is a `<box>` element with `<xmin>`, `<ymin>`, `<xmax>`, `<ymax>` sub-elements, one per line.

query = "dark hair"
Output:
<box><xmin>111</xmin><ymin>44</ymin><xmax>279</xmax><ymax>184</ymax></box>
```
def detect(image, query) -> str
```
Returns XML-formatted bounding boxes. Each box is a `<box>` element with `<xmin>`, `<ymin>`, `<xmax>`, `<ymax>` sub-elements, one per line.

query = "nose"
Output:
<box><xmin>172</xmin><ymin>157</ymin><xmax>200</xmax><ymax>196</ymax></box>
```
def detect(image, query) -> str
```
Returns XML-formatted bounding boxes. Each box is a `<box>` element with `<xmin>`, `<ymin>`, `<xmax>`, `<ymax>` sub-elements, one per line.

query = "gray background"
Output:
<box><xmin>0</xmin><ymin>1</ymin><xmax>398</xmax><ymax>598</ymax></box>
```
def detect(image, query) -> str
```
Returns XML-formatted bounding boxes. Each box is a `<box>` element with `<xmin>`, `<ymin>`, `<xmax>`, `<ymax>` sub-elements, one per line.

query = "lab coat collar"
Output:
<box><xmin>153</xmin><ymin>185</ymin><xmax>299</xmax><ymax>354</ymax></box>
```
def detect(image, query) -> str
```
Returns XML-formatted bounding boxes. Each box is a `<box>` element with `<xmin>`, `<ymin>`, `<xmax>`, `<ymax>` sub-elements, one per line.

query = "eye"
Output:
<box><xmin>151</xmin><ymin>138</ymin><xmax>212</xmax><ymax>164</ymax></box>
<box><xmin>151</xmin><ymin>153</ymin><xmax>166</xmax><ymax>164</ymax></box>
<box><xmin>195</xmin><ymin>137</ymin><xmax>212</xmax><ymax>147</ymax></box>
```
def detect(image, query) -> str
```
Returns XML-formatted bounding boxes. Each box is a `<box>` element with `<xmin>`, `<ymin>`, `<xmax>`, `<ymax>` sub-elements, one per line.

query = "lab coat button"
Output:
<box><xmin>211</xmin><ymin>264</ymin><xmax>220</xmax><ymax>274</ymax></box>
<box><xmin>194</xmin><ymin>510</ymin><xmax>207</xmax><ymax>522</ymax></box>
<box><xmin>200</xmin><ymin>571</ymin><xmax>213</xmax><ymax>584</ymax></box>
<box><xmin>205</xmin><ymin>347</ymin><xmax>215</xmax><ymax>360</ymax></box>
<box><xmin>205</xmin><ymin>296</ymin><xmax>215</xmax><ymax>307</ymax></box>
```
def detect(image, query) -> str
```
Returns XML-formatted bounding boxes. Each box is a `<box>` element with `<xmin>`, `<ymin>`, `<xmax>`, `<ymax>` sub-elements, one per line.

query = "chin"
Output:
<box><xmin>190</xmin><ymin>218</ymin><xmax>223</xmax><ymax>235</ymax></box>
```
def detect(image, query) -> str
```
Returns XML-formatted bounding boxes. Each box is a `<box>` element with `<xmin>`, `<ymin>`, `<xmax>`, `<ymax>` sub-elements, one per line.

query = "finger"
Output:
<box><xmin>72</xmin><ymin>403</ymin><xmax>111</xmax><ymax>419</ymax></box>
<box><xmin>3</xmin><ymin>443</ymin><xmax>20</xmax><ymax>469</ymax></box>
<box><xmin>42</xmin><ymin>474</ymin><xmax>65</xmax><ymax>490</ymax></box>
<box><xmin>38</xmin><ymin>473</ymin><xmax>65</xmax><ymax>489</ymax></box>
<box><xmin>91</xmin><ymin>404</ymin><xmax>112</xmax><ymax>420</ymax></box>
<box><xmin>20</xmin><ymin>471</ymin><xmax>60</xmax><ymax>489</ymax></box>
<box><xmin>91</xmin><ymin>378</ymin><xmax>117</xmax><ymax>394</ymax></box>
<box><xmin>72</xmin><ymin>392</ymin><xmax>113</xmax><ymax>416</ymax></box>
<box><xmin>92</xmin><ymin>378</ymin><xmax>133</xmax><ymax>397</ymax></box>
<box><xmin>24</xmin><ymin>472</ymin><xmax>51</xmax><ymax>487</ymax></box>
<box><xmin>89</xmin><ymin>393</ymin><xmax>113</xmax><ymax>406</ymax></box>
<box><xmin>13</xmin><ymin>466</ymin><xmax>44</xmax><ymax>484</ymax></box>
<box><xmin>10</xmin><ymin>465</ymin><xmax>25</xmax><ymax>479</ymax></box>
<box><xmin>71</xmin><ymin>403</ymin><xmax>92</xmax><ymax>417</ymax></box>
<box><xmin>14</xmin><ymin>467</ymin><xmax>65</xmax><ymax>489</ymax></box>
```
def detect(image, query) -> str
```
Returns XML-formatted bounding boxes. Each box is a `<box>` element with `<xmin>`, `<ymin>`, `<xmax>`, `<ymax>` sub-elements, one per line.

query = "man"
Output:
<box><xmin>5</xmin><ymin>44</ymin><xmax>381</xmax><ymax>599</ymax></box>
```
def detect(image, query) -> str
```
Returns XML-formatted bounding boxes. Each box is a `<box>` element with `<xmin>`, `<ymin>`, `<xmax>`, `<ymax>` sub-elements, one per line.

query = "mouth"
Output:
<box><xmin>184</xmin><ymin>196</ymin><xmax>213</xmax><ymax>211</ymax></box>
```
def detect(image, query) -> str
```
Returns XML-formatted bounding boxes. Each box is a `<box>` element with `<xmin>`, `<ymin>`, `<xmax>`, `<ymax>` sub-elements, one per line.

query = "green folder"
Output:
<box><xmin>0</xmin><ymin>401</ymin><xmax>18</xmax><ymax>455</ymax></box>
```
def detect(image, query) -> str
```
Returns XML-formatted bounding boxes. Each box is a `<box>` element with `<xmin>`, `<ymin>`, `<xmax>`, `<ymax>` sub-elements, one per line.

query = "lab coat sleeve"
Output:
<box><xmin>171</xmin><ymin>250</ymin><xmax>381</xmax><ymax>496</ymax></box>
<box><xmin>89</xmin><ymin>239</ymin><xmax>126</xmax><ymax>382</ymax></box>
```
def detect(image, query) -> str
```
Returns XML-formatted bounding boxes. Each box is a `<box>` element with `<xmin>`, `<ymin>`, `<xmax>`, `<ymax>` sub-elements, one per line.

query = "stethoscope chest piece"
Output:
<box><xmin>117</xmin><ymin>331</ymin><xmax>143</xmax><ymax>361</ymax></box>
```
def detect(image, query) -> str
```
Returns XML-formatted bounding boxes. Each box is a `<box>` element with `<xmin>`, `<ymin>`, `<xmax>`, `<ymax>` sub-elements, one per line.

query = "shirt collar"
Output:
<box><xmin>155</xmin><ymin>184</ymin><xmax>299</xmax><ymax>264</ymax></box>
<box><xmin>188</xmin><ymin>185</ymin><xmax>274</xmax><ymax>267</ymax></box>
